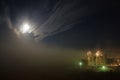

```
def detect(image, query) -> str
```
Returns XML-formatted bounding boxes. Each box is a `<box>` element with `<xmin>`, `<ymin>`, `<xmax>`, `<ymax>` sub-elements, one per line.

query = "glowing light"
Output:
<box><xmin>21</xmin><ymin>23</ymin><xmax>30</xmax><ymax>33</ymax></box>
<box><xmin>102</xmin><ymin>66</ymin><xmax>106</xmax><ymax>70</ymax></box>
<box><xmin>99</xmin><ymin>65</ymin><xmax>109</xmax><ymax>72</ymax></box>
<box><xmin>97</xmin><ymin>65</ymin><xmax>109</xmax><ymax>72</ymax></box>
<box><xmin>79</xmin><ymin>62</ymin><xmax>83</xmax><ymax>66</ymax></box>
<box><xmin>96</xmin><ymin>50</ymin><xmax>100</xmax><ymax>57</ymax></box>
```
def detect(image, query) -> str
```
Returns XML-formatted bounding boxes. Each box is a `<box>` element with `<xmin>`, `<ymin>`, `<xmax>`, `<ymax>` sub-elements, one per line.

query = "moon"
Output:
<box><xmin>21</xmin><ymin>23</ymin><xmax>30</xmax><ymax>33</ymax></box>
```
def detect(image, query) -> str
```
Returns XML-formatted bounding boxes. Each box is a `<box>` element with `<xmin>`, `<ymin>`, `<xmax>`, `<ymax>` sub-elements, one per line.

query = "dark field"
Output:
<box><xmin>1</xmin><ymin>67</ymin><xmax>120</xmax><ymax>80</ymax></box>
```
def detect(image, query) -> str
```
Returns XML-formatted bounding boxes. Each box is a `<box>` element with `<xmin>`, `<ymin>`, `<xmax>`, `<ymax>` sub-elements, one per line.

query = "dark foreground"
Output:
<box><xmin>1</xmin><ymin>68</ymin><xmax>120</xmax><ymax>80</ymax></box>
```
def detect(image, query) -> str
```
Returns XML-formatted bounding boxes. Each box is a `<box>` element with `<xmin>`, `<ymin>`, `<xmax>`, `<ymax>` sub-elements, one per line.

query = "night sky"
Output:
<box><xmin>0</xmin><ymin>0</ymin><xmax>120</xmax><ymax>49</ymax></box>
<box><xmin>0</xmin><ymin>0</ymin><xmax>120</xmax><ymax>76</ymax></box>
<box><xmin>1</xmin><ymin>1</ymin><xmax>120</xmax><ymax>78</ymax></box>
<box><xmin>0</xmin><ymin>0</ymin><xmax>120</xmax><ymax>60</ymax></box>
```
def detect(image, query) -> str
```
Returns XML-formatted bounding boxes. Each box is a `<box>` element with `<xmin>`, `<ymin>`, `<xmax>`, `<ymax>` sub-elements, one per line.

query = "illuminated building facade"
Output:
<box><xmin>87</xmin><ymin>51</ymin><xmax>94</xmax><ymax>66</ymax></box>
<box><xmin>87</xmin><ymin>50</ymin><xmax>106</xmax><ymax>66</ymax></box>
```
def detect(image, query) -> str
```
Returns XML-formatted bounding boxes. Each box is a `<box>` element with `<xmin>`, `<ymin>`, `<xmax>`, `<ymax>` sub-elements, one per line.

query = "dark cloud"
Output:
<box><xmin>34</xmin><ymin>0</ymin><xmax>103</xmax><ymax>40</ymax></box>
<box><xmin>0</xmin><ymin>0</ymin><xmax>106</xmax><ymax>40</ymax></box>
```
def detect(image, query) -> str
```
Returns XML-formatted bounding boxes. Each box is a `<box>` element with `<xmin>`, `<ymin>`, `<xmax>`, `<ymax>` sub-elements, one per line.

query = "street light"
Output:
<box><xmin>98</xmin><ymin>65</ymin><xmax>109</xmax><ymax>72</ymax></box>
<box><xmin>79</xmin><ymin>62</ymin><xmax>83</xmax><ymax>66</ymax></box>
<box><xmin>101</xmin><ymin>65</ymin><xmax>106</xmax><ymax>70</ymax></box>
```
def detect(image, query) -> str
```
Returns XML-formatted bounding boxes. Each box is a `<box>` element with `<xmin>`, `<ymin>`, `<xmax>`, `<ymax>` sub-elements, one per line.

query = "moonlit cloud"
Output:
<box><xmin>33</xmin><ymin>0</ymin><xmax>100</xmax><ymax>41</ymax></box>
<box><xmin>33</xmin><ymin>0</ymin><xmax>84</xmax><ymax>40</ymax></box>
<box><xmin>1</xmin><ymin>0</ymin><xmax>105</xmax><ymax>41</ymax></box>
